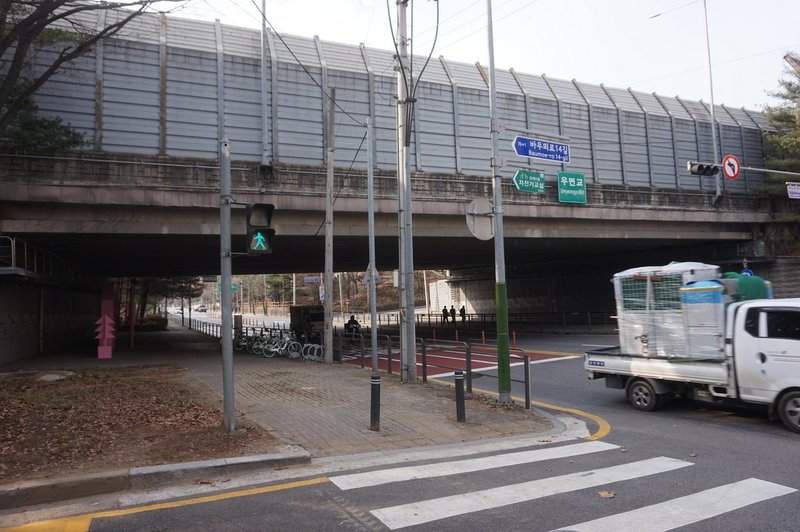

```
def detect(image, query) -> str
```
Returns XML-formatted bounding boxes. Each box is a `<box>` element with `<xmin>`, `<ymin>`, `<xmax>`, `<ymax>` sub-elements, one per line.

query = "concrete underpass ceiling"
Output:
<box><xmin>17</xmin><ymin>232</ymin><xmax>736</xmax><ymax>279</ymax></box>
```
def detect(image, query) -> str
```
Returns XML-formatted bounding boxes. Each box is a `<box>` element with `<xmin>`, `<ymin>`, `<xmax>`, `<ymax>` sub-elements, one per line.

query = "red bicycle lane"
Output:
<box><xmin>342</xmin><ymin>344</ymin><xmax>567</xmax><ymax>377</ymax></box>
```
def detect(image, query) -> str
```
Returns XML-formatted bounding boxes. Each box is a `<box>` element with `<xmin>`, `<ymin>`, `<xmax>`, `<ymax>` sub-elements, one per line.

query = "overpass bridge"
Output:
<box><xmin>1</xmin><ymin>7</ymin><xmax>797</xmax><ymax>360</ymax></box>
<box><xmin>1</xmin><ymin>152</ymin><xmax>773</xmax><ymax>277</ymax></box>
<box><xmin>0</xmin><ymin>7</ymin><xmax>780</xmax><ymax>275</ymax></box>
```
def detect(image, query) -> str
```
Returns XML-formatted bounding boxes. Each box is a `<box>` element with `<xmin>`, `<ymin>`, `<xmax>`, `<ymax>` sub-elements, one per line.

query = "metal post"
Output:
<box><xmin>487</xmin><ymin>0</ymin><xmax>511</xmax><ymax>403</ymax></box>
<box><xmin>524</xmin><ymin>354</ymin><xmax>531</xmax><ymax>409</ymax></box>
<box><xmin>324</xmin><ymin>89</ymin><xmax>335</xmax><ymax>363</ymax></box>
<box><xmin>465</xmin><ymin>342</ymin><xmax>473</xmax><ymax>394</ymax></box>
<box><xmin>367</xmin><ymin>117</ymin><xmax>379</xmax><ymax>373</ymax></box>
<box><xmin>396</xmin><ymin>0</ymin><xmax>416</xmax><ymax>383</ymax></box>
<box><xmin>455</xmin><ymin>371</ymin><xmax>466</xmax><ymax>422</ymax></box>
<box><xmin>367</xmin><ymin>117</ymin><xmax>381</xmax><ymax>430</ymax></box>
<box><xmin>219</xmin><ymin>139</ymin><xmax>236</xmax><ymax>432</ymax></box>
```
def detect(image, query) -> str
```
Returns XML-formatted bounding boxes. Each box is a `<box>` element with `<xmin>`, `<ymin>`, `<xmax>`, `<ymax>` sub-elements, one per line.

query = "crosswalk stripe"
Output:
<box><xmin>554</xmin><ymin>478</ymin><xmax>797</xmax><ymax>531</ymax></box>
<box><xmin>331</xmin><ymin>441</ymin><xmax>618</xmax><ymax>490</ymax></box>
<box><xmin>371</xmin><ymin>456</ymin><xmax>692</xmax><ymax>530</ymax></box>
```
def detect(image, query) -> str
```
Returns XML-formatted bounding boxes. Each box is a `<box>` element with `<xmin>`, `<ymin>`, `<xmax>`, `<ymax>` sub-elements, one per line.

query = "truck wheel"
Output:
<box><xmin>627</xmin><ymin>379</ymin><xmax>662</xmax><ymax>412</ymax></box>
<box><xmin>777</xmin><ymin>391</ymin><xmax>800</xmax><ymax>434</ymax></box>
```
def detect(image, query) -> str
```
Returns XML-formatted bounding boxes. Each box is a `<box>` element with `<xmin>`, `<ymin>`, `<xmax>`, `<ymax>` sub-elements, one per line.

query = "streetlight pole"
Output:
<box><xmin>702</xmin><ymin>0</ymin><xmax>722</xmax><ymax>205</ymax></box>
<box><xmin>651</xmin><ymin>0</ymin><xmax>721</xmax><ymax>204</ymax></box>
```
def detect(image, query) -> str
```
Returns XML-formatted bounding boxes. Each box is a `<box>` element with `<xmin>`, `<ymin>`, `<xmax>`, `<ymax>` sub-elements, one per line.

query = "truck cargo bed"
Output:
<box><xmin>585</xmin><ymin>347</ymin><xmax>729</xmax><ymax>385</ymax></box>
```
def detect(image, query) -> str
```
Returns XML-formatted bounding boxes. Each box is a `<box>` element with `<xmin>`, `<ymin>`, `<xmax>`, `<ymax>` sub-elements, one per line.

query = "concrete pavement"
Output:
<box><xmin>0</xmin><ymin>323</ymin><xmax>580</xmax><ymax>513</ymax></box>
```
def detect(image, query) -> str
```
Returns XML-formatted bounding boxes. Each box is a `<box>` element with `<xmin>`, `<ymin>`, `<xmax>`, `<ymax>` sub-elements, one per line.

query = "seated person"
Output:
<box><xmin>345</xmin><ymin>315</ymin><xmax>360</xmax><ymax>336</ymax></box>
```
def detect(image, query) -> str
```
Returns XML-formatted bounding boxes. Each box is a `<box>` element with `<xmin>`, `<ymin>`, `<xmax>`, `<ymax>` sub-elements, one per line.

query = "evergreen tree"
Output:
<box><xmin>763</xmin><ymin>56</ymin><xmax>800</xmax><ymax>254</ymax></box>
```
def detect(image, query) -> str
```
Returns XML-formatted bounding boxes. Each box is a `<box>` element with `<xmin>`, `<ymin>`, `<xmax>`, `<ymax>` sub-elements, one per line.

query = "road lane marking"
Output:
<box><xmin>554</xmin><ymin>478</ymin><xmax>797</xmax><ymax>531</ymax></box>
<box><xmin>371</xmin><ymin>457</ymin><xmax>692</xmax><ymax>530</ymax></box>
<box><xmin>5</xmin><ymin>477</ymin><xmax>329</xmax><ymax>532</ymax></box>
<box><xmin>330</xmin><ymin>441</ymin><xmax>618</xmax><ymax>490</ymax></box>
<box><xmin>463</xmin><ymin>383</ymin><xmax>613</xmax><ymax>441</ymax></box>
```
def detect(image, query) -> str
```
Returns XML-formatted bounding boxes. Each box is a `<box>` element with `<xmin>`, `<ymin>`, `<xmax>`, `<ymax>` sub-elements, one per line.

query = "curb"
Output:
<box><xmin>0</xmin><ymin>446</ymin><xmax>310</xmax><ymax>510</ymax></box>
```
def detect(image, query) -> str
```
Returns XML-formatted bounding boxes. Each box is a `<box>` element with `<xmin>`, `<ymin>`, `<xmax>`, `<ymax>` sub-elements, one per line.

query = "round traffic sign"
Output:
<box><xmin>721</xmin><ymin>154</ymin><xmax>741</xmax><ymax>180</ymax></box>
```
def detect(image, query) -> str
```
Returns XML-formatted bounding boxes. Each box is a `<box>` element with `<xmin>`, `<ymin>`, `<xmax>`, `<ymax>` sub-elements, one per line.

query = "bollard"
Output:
<box><xmin>455</xmin><ymin>329</ymin><xmax>459</xmax><ymax>342</ymax></box>
<box><xmin>524</xmin><ymin>354</ymin><xmax>531</xmax><ymax>409</ymax></box>
<box><xmin>481</xmin><ymin>330</ymin><xmax>485</xmax><ymax>345</ymax></box>
<box><xmin>512</xmin><ymin>330</ymin><xmax>516</xmax><ymax>347</ymax></box>
<box><xmin>370</xmin><ymin>372</ymin><xmax>380</xmax><ymax>431</ymax></box>
<box><xmin>455</xmin><ymin>371</ymin><xmax>466</xmax><ymax>422</ymax></box>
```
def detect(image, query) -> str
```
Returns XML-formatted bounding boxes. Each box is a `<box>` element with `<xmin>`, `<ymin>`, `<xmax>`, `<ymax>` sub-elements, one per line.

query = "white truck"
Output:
<box><xmin>584</xmin><ymin>263</ymin><xmax>800</xmax><ymax>433</ymax></box>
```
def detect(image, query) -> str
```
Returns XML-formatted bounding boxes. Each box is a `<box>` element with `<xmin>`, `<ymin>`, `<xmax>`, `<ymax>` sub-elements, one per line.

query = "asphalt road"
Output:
<box><xmin>27</xmin><ymin>333</ymin><xmax>793</xmax><ymax>531</ymax></box>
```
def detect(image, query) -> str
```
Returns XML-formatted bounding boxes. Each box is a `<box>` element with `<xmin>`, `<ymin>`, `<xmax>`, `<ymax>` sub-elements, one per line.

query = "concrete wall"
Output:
<box><xmin>0</xmin><ymin>280</ymin><xmax>99</xmax><ymax>365</ymax></box>
<box><xmin>761</xmin><ymin>257</ymin><xmax>800</xmax><ymax>299</ymax></box>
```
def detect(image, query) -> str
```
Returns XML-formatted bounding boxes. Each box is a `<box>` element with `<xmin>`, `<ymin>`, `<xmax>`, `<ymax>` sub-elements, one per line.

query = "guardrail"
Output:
<box><xmin>0</xmin><ymin>235</ymin><xmax>95</xmax><ymax>286</ymax></box>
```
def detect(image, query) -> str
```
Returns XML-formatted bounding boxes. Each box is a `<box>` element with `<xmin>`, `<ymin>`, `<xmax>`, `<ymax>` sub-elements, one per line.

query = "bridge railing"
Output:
<box><xmin>414</xmin><ymin>310</ymin><xmax>616</xmax><ymax>334</ymax></box>
<box><xmin>0</xmin><ymin>235</ymin><xmax>95</xmax><ymax>286</ymax></box>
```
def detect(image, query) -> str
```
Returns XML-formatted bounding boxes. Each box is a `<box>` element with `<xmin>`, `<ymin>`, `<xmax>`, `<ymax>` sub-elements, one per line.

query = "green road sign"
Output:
<box><xmin>512</xmin><ymin>169</ymin><xmax>546</xmax><ymax>194</ymax></box>
<box><xmin>557</xmin><ymin>171</ymin><xmax>587</xmax><ymax>204</ymax></box>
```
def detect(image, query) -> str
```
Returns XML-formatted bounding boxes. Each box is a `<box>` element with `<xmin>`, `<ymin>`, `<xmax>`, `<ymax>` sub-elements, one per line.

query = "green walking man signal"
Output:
<box><xmin>246</xmin><ymin>203</ymin><xmax>275</xmax><ymax>254</ymax></box>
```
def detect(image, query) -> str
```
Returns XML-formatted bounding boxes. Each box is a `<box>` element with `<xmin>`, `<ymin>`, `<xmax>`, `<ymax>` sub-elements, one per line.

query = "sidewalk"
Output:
<box><xmin>0</xmin><ymin>324</ymin><xmax>575</xmax><ymax>511</ymax></box>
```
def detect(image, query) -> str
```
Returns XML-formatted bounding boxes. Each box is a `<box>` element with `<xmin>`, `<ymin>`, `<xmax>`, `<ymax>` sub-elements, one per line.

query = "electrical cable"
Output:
<box><xmin>248</xmin><ymin>0</ymin><xmax>365</xmax><ymax>128</ymax></box>
<box><xmin>308</xmin><ymin>130</ymin><xmax>369</xmax><ymax>240</ymax></box>
<box><xmin>385</xmin><ymin>0</ymin><xmax>411</xmax><ymax>100</ymax></box>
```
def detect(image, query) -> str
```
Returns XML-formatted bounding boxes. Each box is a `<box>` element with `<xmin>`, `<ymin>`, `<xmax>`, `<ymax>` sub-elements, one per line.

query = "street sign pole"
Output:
<box><xmin>487</xmin><ymin>0</ymin><xmax>511</xmax><ymax>404</ymax></box>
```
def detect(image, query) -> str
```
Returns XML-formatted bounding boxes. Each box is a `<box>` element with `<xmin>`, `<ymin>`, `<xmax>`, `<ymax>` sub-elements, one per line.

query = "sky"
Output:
<box><xmin>152</xmin><ymin>0</ymin><xmax>800</xmax><ymax>111</ymax></box>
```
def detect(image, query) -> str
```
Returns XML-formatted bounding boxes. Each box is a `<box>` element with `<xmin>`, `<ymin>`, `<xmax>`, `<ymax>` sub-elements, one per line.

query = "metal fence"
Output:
<box><xmin>0</xmin><ymin>235</ymin><xmax>95</xmax><ymax>286</ymax></box>
<box><xmin>187</xmin><ymin>318</ymin><xmax>535</xmax><ymax>409</ymax></box>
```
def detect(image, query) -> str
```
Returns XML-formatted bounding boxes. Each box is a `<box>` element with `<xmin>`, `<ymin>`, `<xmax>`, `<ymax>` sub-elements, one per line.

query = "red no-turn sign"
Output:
<box><xmin>722</xmin><ymin>154</ymin><xmax>741</xmax><ymax>180</ymax></box>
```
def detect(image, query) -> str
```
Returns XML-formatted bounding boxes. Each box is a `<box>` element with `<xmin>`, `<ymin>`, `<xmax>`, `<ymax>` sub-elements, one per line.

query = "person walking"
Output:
<box><xmin>460</xmin><ymin>305</ymin><xmax>466</xmax><ymax>323</ymax></box>
<box><xmin>450</xmin><ymin>305</ymin><xmax>456</xmax><ymax>325</ymax></box>
<box><xmin>442</xmin><ymin>306</ymin><xmax>449</xmax><ymax>325</ymax></box>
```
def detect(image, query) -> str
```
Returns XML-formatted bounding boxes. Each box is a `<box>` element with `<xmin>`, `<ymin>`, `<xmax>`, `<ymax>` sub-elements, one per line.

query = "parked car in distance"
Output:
<box><xmin>195</xmin><ymin>305</ymin><xmax>208</xmax><ymax>312</ymax></box>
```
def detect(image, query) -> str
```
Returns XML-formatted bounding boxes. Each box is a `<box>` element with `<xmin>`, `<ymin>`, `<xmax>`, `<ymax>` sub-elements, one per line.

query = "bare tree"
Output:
<box><xmin>0</xmin><ymin>0</ymin><xmax>183</xmax><ymax>132</ymax></box>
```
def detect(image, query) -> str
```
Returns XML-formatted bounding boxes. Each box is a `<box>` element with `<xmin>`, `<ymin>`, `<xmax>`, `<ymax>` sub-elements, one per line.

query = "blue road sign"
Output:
<box><xmin>512</xmin><ymin>136</ymin><xmax>570</xmax><ymax>163</ymax></box>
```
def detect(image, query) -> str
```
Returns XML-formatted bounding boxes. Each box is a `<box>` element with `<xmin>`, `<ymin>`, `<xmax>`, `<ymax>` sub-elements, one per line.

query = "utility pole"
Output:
<box><xmin>367</xmin><ymin>116</ymin><xmax>381</xmax><ymax>430</ymax></box>
<box><xmin>396</xmin><ymin>0</ymin><xmax>417</xmax><ymax>383</ymax></box>
<box><xmin>324</xmin><ymin>89</ymin><xmax>335</xmax><ymax>363</ymax></box>
<box><xmin>487</xmin><ymin>0</ymin><xmax>511</xmax><ymax>404</ymax></box>
<box><xmin>219</xmin><ymin>139</ymin><xmax>236</xmax><ymax>431</ymax></box>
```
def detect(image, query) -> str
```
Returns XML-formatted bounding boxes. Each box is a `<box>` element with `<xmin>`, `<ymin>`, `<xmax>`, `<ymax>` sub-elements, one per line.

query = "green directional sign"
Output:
<box><xmin>512</xmin><ymin>169</ymin><xmax>546</xmax><ymax>194</ymax></box>
<box><xmin>557</xmin><ymin>171</ymin><xmax>587</xmax><ymax>204</ymax></box>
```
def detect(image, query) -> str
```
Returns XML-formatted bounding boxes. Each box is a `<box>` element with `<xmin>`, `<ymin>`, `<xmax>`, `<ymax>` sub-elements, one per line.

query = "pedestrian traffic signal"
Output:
<box><xmin>246</xmin><ymin>203</ymin><xmax>275</xmax><ymax>254</ymax></box>
<box><xmin>686</xmin><ymin>161</ymin><xmax>719</xmax><ymax>176</ymax></box>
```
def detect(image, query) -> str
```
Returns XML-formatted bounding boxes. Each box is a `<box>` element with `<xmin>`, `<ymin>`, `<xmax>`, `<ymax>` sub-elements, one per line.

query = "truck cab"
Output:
<box><xmin>728</xmin><ymin>299</ymin><xmax>800</xmax><ymax>428</ymax></box>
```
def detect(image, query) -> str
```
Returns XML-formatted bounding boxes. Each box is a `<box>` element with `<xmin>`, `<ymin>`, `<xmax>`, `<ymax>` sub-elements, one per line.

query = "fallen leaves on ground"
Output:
<box><xmin>0</xmin><ymin>366</ymin><xmax>280</xmax><ymax>483</ymax></box>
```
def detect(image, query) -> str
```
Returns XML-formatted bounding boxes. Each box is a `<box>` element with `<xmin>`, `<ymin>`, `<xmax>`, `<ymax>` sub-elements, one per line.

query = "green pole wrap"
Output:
<box><xmin>496</xmin><ymin>281</ymin><xmax>511</xmax><ymax>402</ymax></box>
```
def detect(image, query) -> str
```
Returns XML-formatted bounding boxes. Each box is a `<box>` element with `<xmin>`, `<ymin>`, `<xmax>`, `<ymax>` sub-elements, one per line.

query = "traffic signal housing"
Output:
<box><xmin>686</xmin><ymin>161</ymin><xmax>719</xmax><ymax>176</ymax></box>
<box><xmin>246</xmin><ymin>203</ymin><xmax>275</xmax><ymax>254</ymax></box>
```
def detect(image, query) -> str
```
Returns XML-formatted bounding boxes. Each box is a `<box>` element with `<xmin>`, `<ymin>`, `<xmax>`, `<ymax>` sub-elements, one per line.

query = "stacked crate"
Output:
<box><xmin>613</xmin><ymin>262</ymin><xmax>721</xmax><ymax>358</ymax></box>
